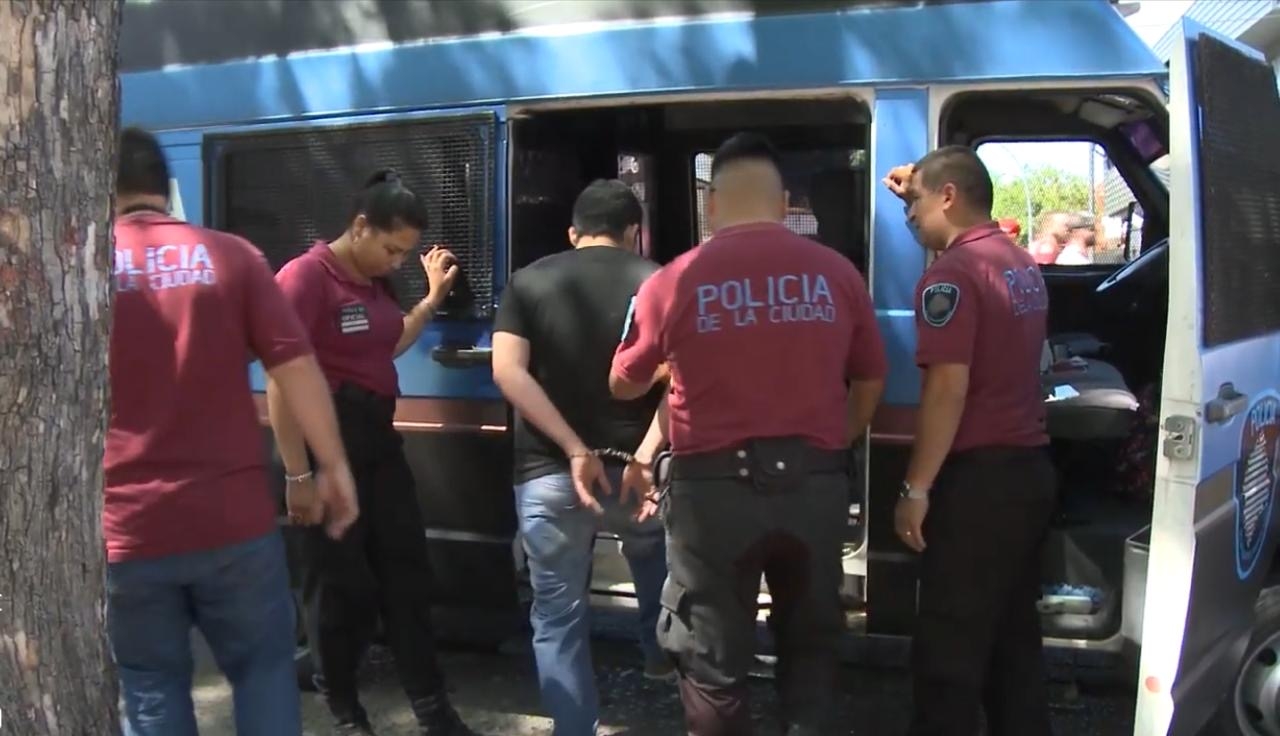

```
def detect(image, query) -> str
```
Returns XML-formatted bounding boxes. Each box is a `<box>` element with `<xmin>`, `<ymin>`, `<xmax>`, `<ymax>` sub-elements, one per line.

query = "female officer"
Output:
<box><xmin>268</xmin><ymin>170</ymin><xmax>478</xmax><ymax>736</ymax></box>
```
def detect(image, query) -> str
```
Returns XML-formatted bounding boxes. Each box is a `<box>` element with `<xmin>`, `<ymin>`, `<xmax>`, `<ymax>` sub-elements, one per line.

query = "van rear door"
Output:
<box><xmin>1134</xmin><ymin>20</ymin><xmax>1280</xmax><ymax>736</ymax></box>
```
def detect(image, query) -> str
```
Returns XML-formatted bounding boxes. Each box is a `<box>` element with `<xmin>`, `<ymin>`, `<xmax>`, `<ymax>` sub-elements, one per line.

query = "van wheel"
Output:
<box><xmin>1216</xmin><ymin>586</ymin><xmax>1280</xmax><ymax>735</ymax></box>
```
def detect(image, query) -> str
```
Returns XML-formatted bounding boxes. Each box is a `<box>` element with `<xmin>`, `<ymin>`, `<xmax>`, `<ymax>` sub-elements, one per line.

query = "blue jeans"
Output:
<box><xmin>516</xmin><ymin>467</ymin><xmax>668</xmax><ymax>736</ymax></box>
<box><xmin>107</xmin><ymin>531</ymin><xmax>301</xmax><ymax>736</ymax></box>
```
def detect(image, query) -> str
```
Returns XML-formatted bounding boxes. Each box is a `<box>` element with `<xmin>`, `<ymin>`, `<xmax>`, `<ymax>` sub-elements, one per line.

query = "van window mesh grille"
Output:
<box><xmin>1193</xmin><ymin>35</ymin><xmax>1280</xmax><ymax>347</ymax></box>
<box><xmin>207</xmin><ymin>114</ymin><xmax>497</xmax><ymax>316</ymax></box>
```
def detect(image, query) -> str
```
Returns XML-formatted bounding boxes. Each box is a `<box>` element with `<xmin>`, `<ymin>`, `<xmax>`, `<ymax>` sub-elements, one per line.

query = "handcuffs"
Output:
<box><xmin>577</xmin><ymin>447</ymin><xmax>672</xmax><ymax>515</ymax></box>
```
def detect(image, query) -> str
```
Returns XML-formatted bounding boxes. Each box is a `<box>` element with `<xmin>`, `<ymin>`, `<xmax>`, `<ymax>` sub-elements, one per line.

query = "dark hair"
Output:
<box><xmin>117</xmin><ymin>127</ymin><xmax>170</xmax><ymax>197</ymax></box>
<box><xmin>570</xmin><ymin>179</ymin><xmax>643</xmax><ymax>242</ymax></box>
<box><xmin>913</xmin><ymin>145</ymin><xmax>994</xmax><ymax>214</ymax></box>
<box><xmin>348</xmin><ymin>168</ymin><xmax>428</xmax><ymax>232</ymax></box>
<box><xmin>709</xmin><ymin>132</ymin><xmax>782</xmax><ymax>179</ymax></box>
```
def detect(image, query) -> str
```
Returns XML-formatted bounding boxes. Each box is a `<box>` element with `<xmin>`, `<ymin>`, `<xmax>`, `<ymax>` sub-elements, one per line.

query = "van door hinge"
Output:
<box><xmin>1162</xmin><ymin>415</ymin><xmax>1198</xmax><ymax>461</ymax></box>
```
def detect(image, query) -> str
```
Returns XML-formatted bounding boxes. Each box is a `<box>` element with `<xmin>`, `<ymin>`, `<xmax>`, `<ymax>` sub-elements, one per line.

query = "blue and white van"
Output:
<box><xmin>119</xmin><ymin>1</ymin><xmax>1280</xmax><ymax>732</ymax></box>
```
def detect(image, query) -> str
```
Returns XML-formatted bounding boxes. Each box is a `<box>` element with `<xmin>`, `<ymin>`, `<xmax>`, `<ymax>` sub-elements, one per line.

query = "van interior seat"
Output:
<box><xmin>1042</xmin><ymin>353</ymin><xmax>1140</xmax><ymax>441</ymax></box>
<box><xmin>1049</xmin><ymin>331</ymin><xmax>1107</xmax><ymax>359</ymax></box>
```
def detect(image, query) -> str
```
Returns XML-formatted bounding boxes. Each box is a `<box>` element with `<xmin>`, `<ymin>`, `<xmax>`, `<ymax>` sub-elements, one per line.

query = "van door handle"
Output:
<box><xmin>1205</xmin><ymin>382</ymin><xmax>1248</xmax><ymax>424</ymax></box>
<box><xmin>430</xmin><ymin>345</ymin><xmax>493</xmax><ymax>369</ymax></box>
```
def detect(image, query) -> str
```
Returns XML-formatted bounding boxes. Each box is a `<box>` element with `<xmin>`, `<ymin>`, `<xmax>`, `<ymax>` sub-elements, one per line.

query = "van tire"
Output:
<box><xmin>1213</xmin><ymin>585</ymin><xmax>1280</xmax><ymax>736</ymax></box>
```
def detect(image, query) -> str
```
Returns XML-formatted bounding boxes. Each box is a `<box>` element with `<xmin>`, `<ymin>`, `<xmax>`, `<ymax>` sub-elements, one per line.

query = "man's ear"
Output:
<box><xmin>940</xmin><ymin>182</ymin><xmax>958</xmax><ymax>212</ymax></box>
<box><xmin>567</xmin><ymin>226</ymin><xmax>579</xmax><ymax>247</ymax></box>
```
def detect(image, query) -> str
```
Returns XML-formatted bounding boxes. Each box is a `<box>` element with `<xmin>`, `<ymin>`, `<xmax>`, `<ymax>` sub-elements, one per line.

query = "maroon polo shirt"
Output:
<box><xmin>274</xmin><ymin>242</ymin><xmax>405</xmax><ymax>398</ymax></box>
<box><xmin>915</xmin><ymin>222</ymin><xmax>1049</xmax><ymax>452</ymax></box>
<box><xmin>612</xmin><ymin>222</ymin><xmax>886</xmax><ymax>455</ymax></box>
<box><xmin>105</xmin><ymin>212</ymin><xmax>313</xmax><ymax>562</ymax></box>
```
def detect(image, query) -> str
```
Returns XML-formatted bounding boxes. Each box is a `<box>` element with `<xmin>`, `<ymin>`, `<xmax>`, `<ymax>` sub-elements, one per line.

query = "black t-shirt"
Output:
<box><xmin>494</xmin><ymin>245</ymin><xmax>665</xmax><ymax>484</ymax></box>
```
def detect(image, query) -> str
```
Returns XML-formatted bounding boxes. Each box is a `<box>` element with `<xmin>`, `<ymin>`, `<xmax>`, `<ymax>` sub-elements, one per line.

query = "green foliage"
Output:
<box><xmin>991</xmin><ymin>165</ymin><xmax>1091</xmax><ymax>244</ymax></box>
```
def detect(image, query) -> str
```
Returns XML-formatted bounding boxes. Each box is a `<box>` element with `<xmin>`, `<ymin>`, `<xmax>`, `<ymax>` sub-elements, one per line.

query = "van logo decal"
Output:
<box><xmin>1235</xmin><ymin>392</ymin><xmax>1280</xmax><ymax>581</ymax></box>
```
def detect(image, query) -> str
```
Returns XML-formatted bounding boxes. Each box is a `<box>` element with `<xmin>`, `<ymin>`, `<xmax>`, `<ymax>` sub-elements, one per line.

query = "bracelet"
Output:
<box><xmin>285</xmin><ymin>470</ymin><xmax>314</xmax><ymax>484</ymax></box>
<box><xmin>899</xmin><ymin>480</ymin><xmax>929</xmax><ymax>500</ymax></box>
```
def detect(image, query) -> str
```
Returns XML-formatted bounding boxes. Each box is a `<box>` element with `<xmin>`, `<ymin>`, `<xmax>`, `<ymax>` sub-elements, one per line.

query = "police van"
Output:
<box><xmin>118</xmin><ymin>1</ymin><xmax>1280</xmax><ymax>733</ymax></box>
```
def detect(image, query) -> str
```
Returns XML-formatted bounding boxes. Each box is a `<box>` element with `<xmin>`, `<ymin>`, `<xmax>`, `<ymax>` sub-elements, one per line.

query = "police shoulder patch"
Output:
<box><xmin>921</xmin><ymin>282</ymin><xmax>961</xmax><ymax>327</ymax></box>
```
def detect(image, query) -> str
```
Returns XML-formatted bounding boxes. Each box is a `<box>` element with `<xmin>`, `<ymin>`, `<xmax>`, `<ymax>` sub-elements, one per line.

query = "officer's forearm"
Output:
<box><xmin>395</xmin><ymin>297</ymin><xmax>438</xmax><ymax>357</ymax></box>
<box><xmin>634</xmin><ymin>390</ymin><xmax>670</xmax><ymax>463</ymax></box>
<box><xmin>904</xmin><ymin>365</ymin><xmax>969</xmax><ymax>492</ymax></box>
<box><xmin>846</xmin><ymin>379</ymin><xmax>884</xmax><ymax>444</ymax></box>
<box><xmin>266</xmin><ymin>376</ymin><xmax>312</xmax><ymax>476</ymax></box>
<box><xmin>266</xmin><ymin>355</ymin><xmax>350</xmax><ymax>476</ymax></box>
<box><xmin>494</xmin><ymin>364</ymin><xmax>588</xmax><ymax>456</ymax></box>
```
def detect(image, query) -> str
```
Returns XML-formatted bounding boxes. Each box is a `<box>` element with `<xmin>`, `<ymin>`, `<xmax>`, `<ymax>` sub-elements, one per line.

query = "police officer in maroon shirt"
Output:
<box><xmin>268</xmin><ymin>170</ymin><xmax>479</xmax><ymax>736</ymax></box>
<box><xmin>610</xmin><ymin>133</ymin><xmax>887</xmax><ymax>736</ymax></box>
<box><xmin>884</xmin><ymin>146</ymin><xmax>1057</xmax><ymax>736</ymax></box>
<box><xmin>107</xmin><ymin>127</ymin><xmax>358</xmax><ymax>736</ymax></box>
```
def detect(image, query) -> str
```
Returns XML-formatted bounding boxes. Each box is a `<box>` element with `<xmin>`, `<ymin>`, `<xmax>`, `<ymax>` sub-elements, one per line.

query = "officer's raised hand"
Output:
<box><xmin>422</xmin><ymin>244</ymin><xmax>460</xmax><ymax>299</ymax></box>
<box><xmin>882</xmin><ymin>163</ymin><xmax>916</xmax><ymax>202</ymax></box>
<box><xmin>568</xmin><ymin>447</ymin><xmax>612</xmax><ymax>515</ymax></box>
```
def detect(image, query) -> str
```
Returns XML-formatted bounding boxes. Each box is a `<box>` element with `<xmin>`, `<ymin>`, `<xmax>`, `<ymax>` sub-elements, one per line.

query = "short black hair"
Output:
<box><xmin>570</xmin><ymin>179</ymin><xmax>642</xmax><ymax>242</ymax></box>
<box><xmin>709</xmin><ymin>132</ymin><xmax>782</xmax><ymax>179</ymax></box>
<box><xmin>117</xmin><ymin>127</ymin><xmax>170</xmax><ymax>198</ymax></box>
<box><xmin>914</xmin><ymin>145</ymin><xmax>994</xmax><ymax>214</ymax></box>
<box><xmin>349</xmin><ymin>168</ymin><xmax>429</xmax><ymax>232</ymax></box>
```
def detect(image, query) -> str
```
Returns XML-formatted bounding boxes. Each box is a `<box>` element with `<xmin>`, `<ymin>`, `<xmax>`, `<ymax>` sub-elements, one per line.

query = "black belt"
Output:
<box><xmin>667</xmin><ymin>437</ymin><xmax>848</xmax><ymax>482</ymax></box>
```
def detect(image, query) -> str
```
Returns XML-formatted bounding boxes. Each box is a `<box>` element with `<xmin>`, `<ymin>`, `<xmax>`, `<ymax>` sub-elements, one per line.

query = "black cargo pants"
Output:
<box><xmin>301</xmin><ymin>384</ymin><xmax>447</xmax><ymax>725</ymax></box>
<box><xmin>658</xmin><ymin>437</ymin><xmax>849</xmax><ymax>736</ymax></box>
<box><xmin>908</xmin><ymin>446</ymin><xmax>1058</xmax><ymax>736</ymax></box>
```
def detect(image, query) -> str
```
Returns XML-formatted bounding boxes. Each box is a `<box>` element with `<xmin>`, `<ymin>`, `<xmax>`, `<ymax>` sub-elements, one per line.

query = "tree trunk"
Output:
<box><xmin>0</xmin><ymin>1</ymin><xmax>123</xmax><ymax>733</ymax></box>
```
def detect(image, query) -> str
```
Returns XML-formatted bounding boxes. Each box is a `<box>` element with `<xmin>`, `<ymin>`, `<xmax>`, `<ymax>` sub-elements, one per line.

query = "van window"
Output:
<box><xmin>692</xmin><ymin>148</ymin><xmax>869</xmax><ymax>273</ymax></box>
<box><xmin>207</xmin><ymin>113</ymin><xmax>499</xmax><ymax>315</ymax></box>
<box><xmin>976</xmin><ymin>140</ymin><xmax>1146</xmax><ymax>267</ymax></box>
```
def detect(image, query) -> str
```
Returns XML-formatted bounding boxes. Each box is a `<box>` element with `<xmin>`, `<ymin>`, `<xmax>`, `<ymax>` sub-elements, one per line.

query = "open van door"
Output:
<box><xmin>1134</xmin><ymin>20</ymin><xmax>1280</xmax><ymax>736</ymax></box>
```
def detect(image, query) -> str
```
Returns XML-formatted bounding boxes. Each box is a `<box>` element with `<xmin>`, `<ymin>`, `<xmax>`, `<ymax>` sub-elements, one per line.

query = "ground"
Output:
<box><xmin>190</xmin><ymin>625</ymin><xmax>1140</xmax><ymax>736</ymax></box>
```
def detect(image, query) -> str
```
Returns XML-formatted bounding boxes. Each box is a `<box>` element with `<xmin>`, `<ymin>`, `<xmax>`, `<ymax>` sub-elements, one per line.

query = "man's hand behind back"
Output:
<box><xmin>569</xmin><ymin>452</ymin><xmax>611</xmax><ymax>515</ymax></box>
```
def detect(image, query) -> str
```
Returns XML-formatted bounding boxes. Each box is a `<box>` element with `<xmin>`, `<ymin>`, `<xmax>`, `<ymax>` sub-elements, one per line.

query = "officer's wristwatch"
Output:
<box><xmin>899</xmin><ymin>480</ymin><xmax>929</xmax><ymax>501</ymax></box>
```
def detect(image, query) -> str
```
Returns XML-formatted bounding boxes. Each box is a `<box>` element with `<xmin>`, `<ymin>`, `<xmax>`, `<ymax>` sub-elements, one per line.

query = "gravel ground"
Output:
<box><xmin>189</xmin><ymin>625</ymin><xmax>1140</xmax><ymax>735</ymax></box>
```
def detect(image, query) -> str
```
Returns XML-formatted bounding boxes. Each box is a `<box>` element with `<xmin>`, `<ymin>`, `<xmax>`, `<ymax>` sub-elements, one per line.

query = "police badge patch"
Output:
<box><xmin>1235</xmin><ymin>392</ymin><xmax>1280</xmax><ymax>581</ymax></box>
<box><xmin>921</xmin><ymin>282</ymin><xmax>960</xmax><ymax>327</ymax></box>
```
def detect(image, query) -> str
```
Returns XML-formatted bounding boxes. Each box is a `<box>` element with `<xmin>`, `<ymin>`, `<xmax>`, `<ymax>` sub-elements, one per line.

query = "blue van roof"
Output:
<box><xmin>121</xmin><ymin>0</ymin><xmax>1165</xmax><ymax>131</ymax></box>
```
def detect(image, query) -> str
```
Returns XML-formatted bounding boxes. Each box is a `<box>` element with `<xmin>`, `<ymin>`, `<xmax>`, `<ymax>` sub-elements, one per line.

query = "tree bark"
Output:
<box><xmin>0</xmin><ymin>1</ymin><xmax>123</xmax><ymax>733</ymax></box>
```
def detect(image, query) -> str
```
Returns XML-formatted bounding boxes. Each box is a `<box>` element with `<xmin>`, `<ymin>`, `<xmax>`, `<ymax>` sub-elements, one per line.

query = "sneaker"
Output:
<box><xmin>329</xmin><ymin>700</ymin><xmax>375</xmax><ymax>735</ymax></box>
<box><xmin>413</xmin><ymin>695</ymin><xmax>480</xmax><ymax>736</ymax></box>
<box><xmin>333</xmin><ymin>719</ymin><xmax>377</xmax><ymax>736</ymax></box>
<box><xmin>643</xmin><ymin>654</ymin><xmax>678</xmax><ymax>682</ymax></box>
